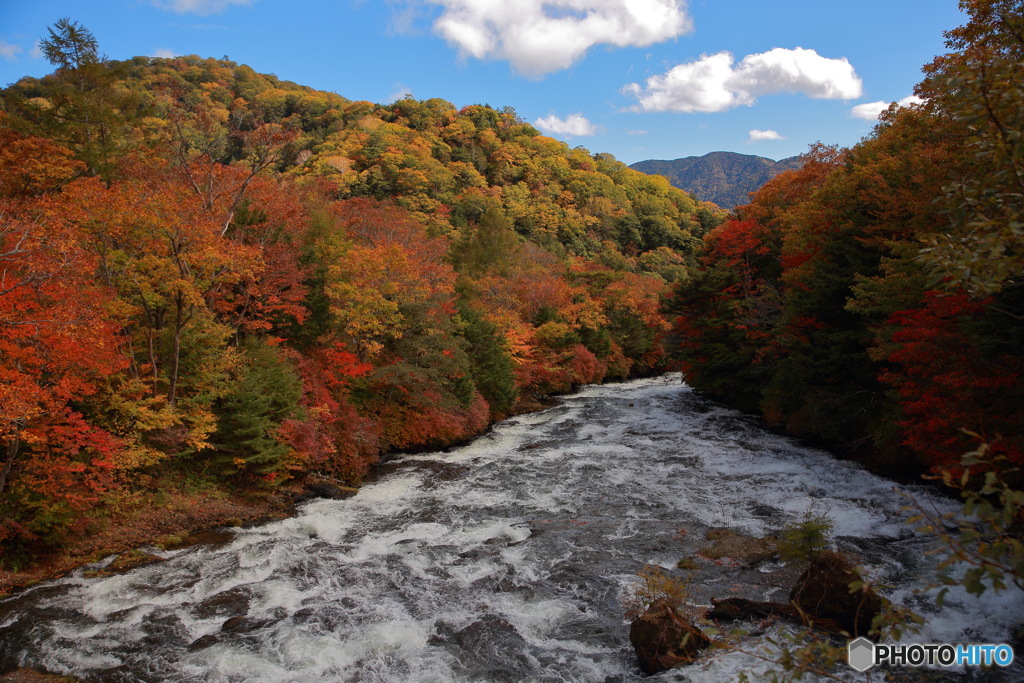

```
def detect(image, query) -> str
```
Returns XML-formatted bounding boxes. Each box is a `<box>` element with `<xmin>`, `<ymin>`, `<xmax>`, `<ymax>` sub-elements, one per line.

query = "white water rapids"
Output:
<box><xmin>1</xmin><ymin>374</ymin><xmax>1021</xmax><ymax>681</ymax></box>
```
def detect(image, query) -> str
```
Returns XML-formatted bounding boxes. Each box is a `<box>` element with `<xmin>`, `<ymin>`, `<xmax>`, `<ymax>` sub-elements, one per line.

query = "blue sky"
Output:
<box><xmin>1</xmin><ymin>1</ymin><xmax>964</xmax><ymax>165</ymax></box>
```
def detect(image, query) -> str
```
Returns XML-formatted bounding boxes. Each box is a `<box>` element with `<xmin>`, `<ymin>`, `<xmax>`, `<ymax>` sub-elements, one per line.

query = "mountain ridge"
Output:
<box><xmin>630</xmin><ymin>151</ymin><xmax>804</xmax><ymax>209</ymax></box>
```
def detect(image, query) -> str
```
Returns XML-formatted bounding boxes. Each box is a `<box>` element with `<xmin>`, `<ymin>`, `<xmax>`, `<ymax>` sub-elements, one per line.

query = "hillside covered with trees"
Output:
<box><xmin>630</xmin><ymin>152</ymin><xmax>803</xmax><ymax>210</ymax></box>
<box><xmin>671</xmin><ymin>0</ymin><xmax>1024</xmax><ymax>480</ymax></box>
<box><xmin>0</xmin><ymin>19</ymin><xmax>724</xmax><ymax>565</ymax></box>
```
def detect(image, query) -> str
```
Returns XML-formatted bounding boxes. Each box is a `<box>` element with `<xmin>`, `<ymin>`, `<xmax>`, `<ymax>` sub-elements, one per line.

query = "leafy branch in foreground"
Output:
<box><xmin>907</xmin><ymin>436</ymin><xmax>1024</xmax><ymax>601</ymax></box>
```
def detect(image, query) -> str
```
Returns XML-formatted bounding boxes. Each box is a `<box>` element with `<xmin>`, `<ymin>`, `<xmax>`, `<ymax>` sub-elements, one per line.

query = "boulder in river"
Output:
<box><xmin>629</xmin><ymin>598</ymin><xmax>711</xmax><ymax>674</ymax></box>
<box><xmin>291</xmin><ymin>478</ymin><xmax>359</xmax><ymax>505</ymax></box>
<box><xmin>789</xmin><ymin>551</ymin><xmax>883</xmax><ymax>636</ymax></box>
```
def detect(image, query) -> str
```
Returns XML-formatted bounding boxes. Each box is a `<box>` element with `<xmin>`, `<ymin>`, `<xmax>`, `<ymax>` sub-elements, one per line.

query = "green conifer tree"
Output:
<box><xmin>458</xmin><ymin>302</ymin><xmax>517</xmax><ymax>416</ymax></box>
<box><xmin>211</xmin><ymin>338</ymin><xmax>303</xmax><ymax>480</ymax></box>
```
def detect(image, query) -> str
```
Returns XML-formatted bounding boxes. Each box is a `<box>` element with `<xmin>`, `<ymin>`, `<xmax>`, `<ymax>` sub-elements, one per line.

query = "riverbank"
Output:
<box><xmin>0</xmin><ymin>487</ymin><xmax>296</xmax><ymax>597</ymax></box>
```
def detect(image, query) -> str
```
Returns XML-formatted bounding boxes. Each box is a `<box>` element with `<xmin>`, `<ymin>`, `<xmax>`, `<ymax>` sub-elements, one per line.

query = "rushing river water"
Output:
<box><xmin>1</xmin><ymin>374</ymin><xmax>1021</xmax><ymax>681</ymax></box>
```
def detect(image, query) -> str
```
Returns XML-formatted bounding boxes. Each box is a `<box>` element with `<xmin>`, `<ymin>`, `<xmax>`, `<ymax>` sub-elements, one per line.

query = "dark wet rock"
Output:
<box><xmin>221</xmin><ymin>608</ymin><xmax>287</xmax><ymax>635</ymax></box>
<box><xmin>451</xmin><ymin>615</ymin><xmax>518</xmax><ymax>651</ymax></box>
<box><xmin>187</xmin><ymin>633</ymin><xmax>221</xmax><ymax>651</ymax></box>
<box><xmin>193</xmin><ymin>586</ymin><xmax>252</xmax><ymax>619</ymax></box>
<box><xmin>289</xmin><ymin>604</ymin><xmax>352</xmax><ymax>632</ymax></box>
<box><xmin>458</xmin><ymin>548</ymin><xmax>488</xmax><ymax>560</ymax></box>
<box><xmin>708</xmin><ymin>596</ymin><xmax>794</xmax><ymax>621</ymax></box>
<box><xmin>789</xmin><ymin>551</ymin><xmax>883</xmax><ymax>636</ymax></box>
<box><xmin>191</xmin><ymin>607</ymin><xmax>290</xmax><ymax>651</ymax></box>
<box><xmin>220</xmin><ymin>615</ymin><xmax>253</xmax><ymax>633</ymax></box>
<box><xmin>629</xmin><ymin>599</ymin><xmax>711</xmax><ymax>675</ymax></box>
<box><xmin>705</xmin><ymin>597</ymin><xmax>845</xmax><ymax>633</ymax></box>
<box><xmin>417</xmin><ymin>461</ymin><xmax>471</xmax><ymax>488</ymax></box>
<box><xmin>430</xmin><ymin>615</ymin><xmax>535</xmax><ymax>681</ymax></box>
<box><xmin>492</xmin><ymin>576</ymin><xmax>519</xmax><ymax>592</ymax></box>
<box><xmin>749</xmin><ymin>503</ymin><xmax>777</xmax><ymax>518</ymax></box>
<box><xmin>139</xmin><ymin>612</ymin><xmax>190</xmax><ymax>649</ymax></box>
<box><xmin>0</xmin><ymin>621</ymin><xmax>25</xmax><ymax>674</ymax></box>
<box><xmin>291</xmin><ymin>606</ymin><xmax>318</xmax><ymax>623</ymax></box>
<box><xmin>507</xmin><ymin>530</ymin><xmax>533</xmax><ymax>547</ymax></box>
<box><xmin>292</xmin><ymin>481</ymin><xmax>358</xmax><ymax>504</ymax></box>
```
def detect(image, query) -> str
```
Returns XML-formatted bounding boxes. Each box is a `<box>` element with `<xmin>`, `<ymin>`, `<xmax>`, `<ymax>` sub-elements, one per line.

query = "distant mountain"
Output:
<box><xmin>630</xmin><ymin>151</ymin><xmax>804</xmax><ymax>210</ymax></box>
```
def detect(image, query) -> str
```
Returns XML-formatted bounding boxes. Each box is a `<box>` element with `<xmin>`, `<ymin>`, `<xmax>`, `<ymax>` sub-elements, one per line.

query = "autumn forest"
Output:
<box><xmin>1</xmin><ymin>0</ymin><xmax>1022</xmax><ymax>584</ymax></box>
<box><xmin>0</xmin><ymin>17</ymin><xmax>726</xmax><ymax>564</ymax></box>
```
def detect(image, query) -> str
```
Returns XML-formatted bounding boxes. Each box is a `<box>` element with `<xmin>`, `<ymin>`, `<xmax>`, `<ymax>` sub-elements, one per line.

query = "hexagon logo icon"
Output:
<box><xmin>848</xmin><ymin>637</ymin><xmax>875</xmax><ymax>672</ymax></box>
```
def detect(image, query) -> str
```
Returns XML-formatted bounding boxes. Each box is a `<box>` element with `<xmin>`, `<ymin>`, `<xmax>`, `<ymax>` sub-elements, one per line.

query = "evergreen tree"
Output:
<box><xmin>451</xmin><ymin>202</ymin><xmax>520</xmax><ymax>276</ymax></box>
<box><xmin>39</xmin><ymin>18</ymin><xmax>99</xmax><ymax>72</ymax></box>
<box><xmin>16</xmin><ymin>18</ymin><xmax>145</xmax><ymax>182</ymax></box>
<box><xmin>458</xmin><ymin>302</ymin><xmax>517</xmax><ymax>416</ymax></box>
<box><xmin>211</xmin><ymin>338</ymin><xmax>303</xmax><ymax>479</ymax></box>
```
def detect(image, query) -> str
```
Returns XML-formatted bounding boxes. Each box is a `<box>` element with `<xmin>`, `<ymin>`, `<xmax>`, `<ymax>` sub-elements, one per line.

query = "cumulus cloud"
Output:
<box><xmin>388</xmin><ymin>83</ymin><xmax>415</xmax><ymax>102</ymax></box>
<box><xmin>151</xmin><ymin>0</ymin><xmax>253</xmax><ymax>15</ymax></box>
<box><xmin>151</xmin><ymin>48</ymin><xmax>178</xmax><ymax>58</ymax></box>
<box><xmin>425</xmin><ymin>0</ymin><xmax>693</xmax><ymax>77</ymax></box>
<box><xmin>749</xmin><ymin>129</ymin><xmax>785</xmax><ymax>142</ymax></box>
<box><xmin>850</xmin><ymin>94</ymin><xmax>924</xmax><ymax>120</ymax></box>
<box><xmin>624</xmin><ymin>47</ymin><xmax>863</xmax><ymax>113</ymax></box>
<box><xmin>0</xmin><ymin>40</ymin><xmax>23</xmax><ymax>61</ymax></box>
<box><xmin>534</xmin><ymin>112</ymin><xmax>599</xmax><ymax>136</ymax></box>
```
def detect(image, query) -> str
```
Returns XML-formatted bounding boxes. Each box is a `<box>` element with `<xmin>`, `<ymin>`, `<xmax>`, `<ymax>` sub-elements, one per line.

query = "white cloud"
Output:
<box><xmin>388</xmin><ymin>83</ymin><xmax>414</xmax><ymax>102</ymax></box>
<box><xmin>151</xmin><ymin>0</ymin><xmax>253</xmax><ymax>15</ymax></box>
<box><xmin>0</xmin><ymin>40</ymin><xmax>23</xmax><ymax>61</ymax></box>
<box><xmin>749</xmin><ymin>129</ymin><xmax>785</xmax><ymax>142</ymax></box>
<box><xmin>534</xmin><ymin>112</ymin><xmax>599</xmax><ymax>136</ymax></box>
<box><xmin>624</xmin><ymin>47</ymin><xmax>863</xmax><ymax>113</ymax></box>
<box><xmin>30</xmin><ymin>41</ymin><xmax>43</xmax><ymax>59</ymax></box>
<box><xmin>850</xmin><ymin>94</ymin><xmax>924</xmax><ymax>120</ymax></box>
<box><xmin>627</xmin><ymin>128</ymin><xmax>647</xmax><ymax>136</ymax></box>
<box><xmin>152</xmin><ymin>48</ymin><xmax>178</xmax><ymax>58</ymax></box>
<box><xmin>425</xmin><ymin>0</ymin><xmax>692</xmax><ymax>77</ymax></box>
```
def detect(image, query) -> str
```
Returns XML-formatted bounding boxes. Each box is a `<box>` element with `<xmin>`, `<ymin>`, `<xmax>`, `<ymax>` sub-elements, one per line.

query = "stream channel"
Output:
<box><xmin>1</xmin><ymin>374</ymin><xmax>1022</xmax><ymax>681</ymax></box>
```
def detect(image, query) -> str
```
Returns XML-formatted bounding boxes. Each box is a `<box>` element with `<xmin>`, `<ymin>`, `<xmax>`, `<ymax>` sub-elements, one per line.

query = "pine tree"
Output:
<box><xmin>458</xmin><ymin>302</ymin><xmax>517</xmax><ymax>416</ymax></box>
<box><xmin>21</xmin><ymin>18</ymin><xmax>144</xmax><ymax>182</ymax></box>
<box><xmin>211</xmin><ymin>338</ymin><xmax>303</xmax><ymax>480</ymax></box>
<box><xmin>39</xmin><ymin>18</ymin><xmax>99</xmax><ymax>72</ymax></box>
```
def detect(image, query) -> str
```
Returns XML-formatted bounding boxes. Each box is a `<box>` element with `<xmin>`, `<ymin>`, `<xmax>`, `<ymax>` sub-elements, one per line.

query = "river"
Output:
<box><xmin>1</xmin><ymin>374</ymin><xmax>1021</xmax><ymax>681</ymax></box>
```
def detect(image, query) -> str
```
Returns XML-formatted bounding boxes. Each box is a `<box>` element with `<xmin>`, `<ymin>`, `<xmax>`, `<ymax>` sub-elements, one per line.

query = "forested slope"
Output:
<box><xmin>0</xmin><ymin>25</ymin><xmax>724</xmax><ymax>562</ymax></box>
<box><xmin>630</xmin><ymin>151</ymin><xmax>803</xmax><ymax>209</ymax></box>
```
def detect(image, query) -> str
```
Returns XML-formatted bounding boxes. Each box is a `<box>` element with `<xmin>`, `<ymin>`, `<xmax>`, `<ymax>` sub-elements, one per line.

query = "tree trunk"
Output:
<box><xmin>168</xmin><ymin>294</ymin><xmax>184</xmax><ymax>408</ymax></box>
<box><xmin>0</xmin><ymin>434</ymin><xmax>21</xmax><ymax>495</ymax></box>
